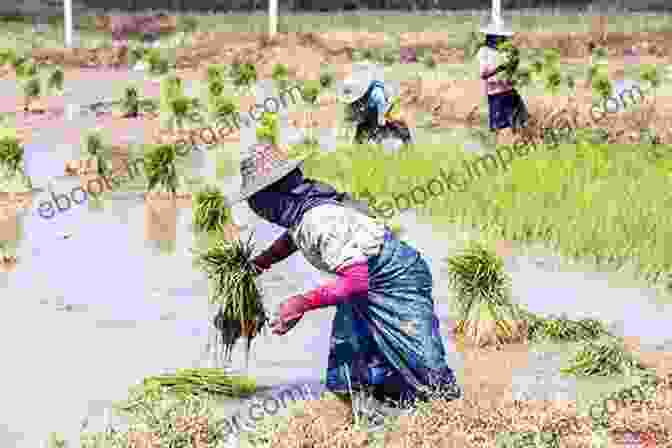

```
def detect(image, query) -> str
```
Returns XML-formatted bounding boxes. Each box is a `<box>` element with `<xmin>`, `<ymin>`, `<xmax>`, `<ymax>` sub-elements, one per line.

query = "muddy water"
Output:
<box><xmin>2</xmin><ymin>75</ymin><xmax>672</xmax><ymax>447</ymax></box>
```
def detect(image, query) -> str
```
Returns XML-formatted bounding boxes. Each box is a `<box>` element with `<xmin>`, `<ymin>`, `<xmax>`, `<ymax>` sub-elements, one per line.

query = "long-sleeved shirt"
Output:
<box><xmin>477</xmin><ymin>46</ymin><xmax>514</xmax><ymax>96</ymax></box>
<box><xmin>289</xmin><ymin>203</ymin><xmax>387</xmax><ymax>310</ymax></box>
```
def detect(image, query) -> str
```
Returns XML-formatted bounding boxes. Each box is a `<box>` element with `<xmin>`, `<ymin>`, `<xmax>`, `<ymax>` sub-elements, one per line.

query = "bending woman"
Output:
<box><xmin>228</xmin><ymin>143</ymin><xmax>461</xmax><ymax>416</ymax></box>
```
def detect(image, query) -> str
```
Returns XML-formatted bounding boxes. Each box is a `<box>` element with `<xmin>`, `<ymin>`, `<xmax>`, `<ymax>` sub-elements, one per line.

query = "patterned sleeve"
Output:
<box><xmin>291</xmin><ymin>204</ymin><xmax>386</xmax><ymax>273</ymax></box>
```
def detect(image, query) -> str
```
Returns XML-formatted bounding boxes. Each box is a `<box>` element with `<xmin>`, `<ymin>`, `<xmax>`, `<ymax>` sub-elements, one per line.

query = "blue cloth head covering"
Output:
<box><xmin>247</xmin><ymin>167</ymin><xmax>347</xmax><ymax>229</ymax></box>
<box><xmin>485</xmin><ymin>34</ymin><xmax>508</xmax><ymax>50</ymax></box>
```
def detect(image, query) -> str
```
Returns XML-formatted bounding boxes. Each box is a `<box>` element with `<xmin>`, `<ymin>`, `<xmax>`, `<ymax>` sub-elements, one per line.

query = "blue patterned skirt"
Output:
<box><xmin>488</xmin><ymin>89</ymin><xmax>528</xmax><ymax>131</ymax></box>
<box><xmin>325</xmin><ymin>231</ymin><xmax>461</xmax><ymax>406</ymax></box>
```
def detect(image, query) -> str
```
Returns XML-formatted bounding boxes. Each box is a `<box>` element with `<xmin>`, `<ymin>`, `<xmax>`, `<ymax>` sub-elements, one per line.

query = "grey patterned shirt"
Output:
<box><xmin>289</xmin><ymin>203</ymin><xmax>386</xmax><ymax>273</ymax></box>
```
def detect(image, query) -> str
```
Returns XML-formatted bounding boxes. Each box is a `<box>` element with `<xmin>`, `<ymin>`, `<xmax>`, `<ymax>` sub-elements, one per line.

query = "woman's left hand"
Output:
<box><xmin>270</xmin><ymin>294</ymin><xmax>307</xmax><ymax>335</ymax></box>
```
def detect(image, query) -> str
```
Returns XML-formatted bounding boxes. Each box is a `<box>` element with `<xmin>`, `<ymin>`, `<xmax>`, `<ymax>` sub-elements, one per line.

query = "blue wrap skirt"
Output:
<box><xmin>488</xmin><ymin>89</ymin><xmax>528</xmax><ymax>131</ymax></box>
<box><xmin>325</xmin><ymin>231</ymin><xmax>461</xmax><ymax>406</ymax></box>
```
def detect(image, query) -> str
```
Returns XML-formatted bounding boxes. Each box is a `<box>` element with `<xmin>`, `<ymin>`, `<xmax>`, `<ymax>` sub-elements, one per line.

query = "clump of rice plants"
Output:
<box><xmin>22</xmin><ymin>77</ymin><xmax>41</xmax><ymax>112</ymax></box>
<box><xmin>144</xmin><ymin>48</ymin><xmax>170</xmax><ymax>75</ymax></box>
<box><xmin>320</xmin><ymin>71</ymin><xmax>334</xmax><ymax>89</ymax></box>
<box><xmin>256</xmin><ymin>111</ymin><xmax>279</xmax><ymax>145</ymax></box>
<box><xmin>107</xmin><ymin>383</ymin><xmax>230</xmax><ymax>448</ymax></box>
<box><xmin>560</xmin><ymin>339</ymin><xmax>644</xmax><ymax>377</ymax></box>
<box><xmin>446</xmin><ymin>242</ymin><xmax>526</xmax><ymax>348</ymax></box>
<box><xmin>143</xmin><ymin>143</ymin><xmax>179</xmax><ymax>193</ymax></box>
<box><xmin>121</xmin><ymin>85</ymin><xmax>139</xmax><ymax>118</ymax></box>
<box><xmin>83</xmin><ymin>131</ymin><xmax>109</xmax><ymax>177</ymax></box>
<box><xmin>271</xmin><ymin>63</ymin><xmax>289</xmax><ymax>91</ymax></box>
<box><xmin>195</xmin><ymin>236</ymin><xmax>267</xmax><ymax>364</ymax></box>
<box><xmin>0</xmin><ymin>135</ymin><xmax>24</xmax><ymax>178</ymax></box>
<box><xmin>47</xmin><ymin>67</ymin><xmax>64</xmax><ymax>94</ymax></box>
<box><xmin>0</xmin><ymin>48</ymin><xmax>16</xmax><ymax>67</ymax></box>
<box><xmin>193</xmin><ymin>185</ymin><xmax>231</xmax><ymax>234</ymax></box>
<box><xmin>178</xmin><ymin>15</ymin><xmax>199</xmax><ymax>33</ymax></box>
<box><xmin>421</xmin><ymin>53</ymin><xmax>436</xmax><ymax>69</ymax></box>
<box><xmin>231</xmin><ymin>62</ymin><xmax>257</xmax><ymax>89</ymax></box>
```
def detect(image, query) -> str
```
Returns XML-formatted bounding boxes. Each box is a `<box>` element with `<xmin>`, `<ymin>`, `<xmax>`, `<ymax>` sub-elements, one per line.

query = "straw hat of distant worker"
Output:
<box><xmin>336</xmin><ymin>62</ymin><xmax>384</xmax><ymax>104</ymax></box>
<box><xmin>480</xmin><ymin>17</ymin><xmax>514</xmax><ymax>36</ymax></box>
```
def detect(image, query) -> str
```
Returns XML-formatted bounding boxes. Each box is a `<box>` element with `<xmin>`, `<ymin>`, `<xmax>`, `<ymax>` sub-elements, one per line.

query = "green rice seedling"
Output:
<box><xmin>560</xmin><ymin>339</ymin><xmax>643</xmax><ymax>377</ymax></box>
<box><xmin>231</xmin><ymin>62</ymin><xmax>257</xmax><ymax>89</ymax></box>
<box><xmin>382</xmin><ymin>49</ymin><xmax>398</xmax><ymax>66</ymax></box>
<box><xmin>45</xmin><ymin>432</ymin><xmax>67</xmax><ymax>448</ymax></box>
<box><xmin>160</xmin><ymin>74</ymin><xmax>183</xmax><ymax>106</ymax></box>
<box><xmin>179</xmin><ymin>15</ymin><xmax>199</xmax><ymax>33</ymax></box>
<box><xmin>446</xmin><ymin>242</ymin><xmax>526</xmax><ymax>348</ymax></box>
<box><xmin>143</xmin><ymin>143</ymin><xmax>179</xmax><ymax>194</ymax></box>
<box><xmin>121</xmin><ymin>85</ymin><xmax>139</xmax><ymax>118</ymax></box>
<box><xmin>128</xmin><ymin>45</ymin><xmax>146</xmax><ymax>67</ymax></box>
<box><xmin>462</xmin><ymin>30</ymin><xmax>485</xmax><ymax>60</ymax></box>
<box><xmin>256</xmin><ymin>111</ymin><xmax>278</xmax><ymax>145</ymax></box>
<box><xmin>47</xmin><ymin>67</ymin><xmax>64</xmax><ymax>94</ymax></box>
<box><xmin>0</xmin><ymin>48</ymin><xmax>16</xmax><ymax>66</ymax></box>
<box><xmin>193</xmin><ymin>185</ymin><xmax>231</xmax><ymax>234</ymax></box>
<box><xmin>144</xmin><ymin>48</ymin><xmax>169</xmax><ymax>75</ymax></box>
<box><xmin>206</xmin><ymin>64</ymin><xmax>225</xmax><ymax>85</ymax></box>
<box><xmin>320</xmin><ymin>71</ymin><xmax>334</xmax><ymax>89</ymax></box>
<box><xmin>83</xmin><ymin>131</ymin><xmax>109</xmax><ymax>177</ymax></box>
<box><xmin>195</xmin><ymin>235</ymin><xmax>267</xmax><ymax>361</ymax></box>
<box><xmin>421</xmin><ymin>53</ymin><xmax>436</xmax><ymax>69</ymax></box>
<box><xmin>271</xmin><ymin>63</ymin><xmax>289</xmax><ymax>83</ymax></box>
<box><xmin>640</xmin><ymin>64</ymin><xmax>662</xmax><ymax>106</ymax></box>
<box><xmin>0</xmin><ymin>136</ymin><xmax>23</xmax><ymax>179</ymax></box>
<box><xmin>22</xmin><ymin>77</ymin><xmax>41</xmax><ymax>112</ymax></box>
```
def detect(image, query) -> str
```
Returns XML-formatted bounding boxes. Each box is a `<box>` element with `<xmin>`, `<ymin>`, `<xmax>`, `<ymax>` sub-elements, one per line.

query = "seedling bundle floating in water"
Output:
<box><xmin>195</xmin><ymin>235</ymin><xmax>267</xmax><ymax>363</ymax></box>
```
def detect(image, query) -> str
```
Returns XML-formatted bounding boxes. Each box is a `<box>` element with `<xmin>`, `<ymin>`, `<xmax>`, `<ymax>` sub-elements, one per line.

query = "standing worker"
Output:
<box><xmin>230</xmin><ymin>143</ymin><xmax>461</xmax><ymax>422</ymax></box>
<box><xmin>477</xmin><ymin>19</ymin><xmax>528</xmax><ymax>145</ymax></box>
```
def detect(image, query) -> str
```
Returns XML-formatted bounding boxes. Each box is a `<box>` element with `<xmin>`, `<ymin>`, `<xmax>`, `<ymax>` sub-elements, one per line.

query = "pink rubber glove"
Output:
<box><xmin>271</xmin><ymin>262</ymin><xmax>369</xmax><ymax>335</ymax></box>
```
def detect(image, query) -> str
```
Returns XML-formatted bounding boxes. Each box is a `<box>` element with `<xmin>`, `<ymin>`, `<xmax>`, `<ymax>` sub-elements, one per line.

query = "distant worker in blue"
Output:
<box><xmin>337</xmin><ymin>63</ymin><xmax>413</xmax><ymax>146</ymax></box>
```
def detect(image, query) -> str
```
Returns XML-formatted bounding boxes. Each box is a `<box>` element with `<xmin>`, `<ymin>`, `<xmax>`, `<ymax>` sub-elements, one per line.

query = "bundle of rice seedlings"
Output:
<box><xmin>446</xmin><ymin>242</ymin><xmax>526</xmax><ymax>348</ymax></box>
<box><xmin>143</xmin><ymin>143</ymin><xmax>179</xmax><ymax>194</ymax></box>
<box><xmin>143</xmin><ymin>368</ymin><xmax>256</xmax><ymax>398</ymax></box>
<box><xmin>195</xmin><ymin>235</ymin><xmax>267</xmax><ymax>364</ymax></box>
<box><xmin>521</xmin><ymin>310</ymin><xmax>609</xmax><ymax>343</ymax></box>
<box><xmin>560</xmin><ymin>339</ymin><xmax>644</xmax><ymax>377</ymax></box>
<box><xmin>193</xmin><ymin>185</ymin><xmax>231</xmax><ymax>234</ymax></box>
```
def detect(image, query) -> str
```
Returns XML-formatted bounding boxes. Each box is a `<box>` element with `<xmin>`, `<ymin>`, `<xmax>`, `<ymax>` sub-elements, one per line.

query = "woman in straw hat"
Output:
<box><xmin>477</xmin><ymin>18</ymin><xmax>528</xmax><ymax>144</ymax></box>
<box><xmin>229</xmin><ymin>142</ymin><xmax>461</xmax><ymax>420</ymax></box>
<box><xmin>336</xmin><ymin>63</ymin><xmax>397</xmax><ymax>144</ymax></box>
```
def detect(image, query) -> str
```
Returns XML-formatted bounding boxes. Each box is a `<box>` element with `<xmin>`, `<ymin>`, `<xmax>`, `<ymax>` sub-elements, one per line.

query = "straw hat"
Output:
<box><xmin>336</xmin><ymin>62</ymin><xmax>382</xmax><ymax>104</ymax></box>
<box><xmin>480</xmin><ymin>17</ymin><xmax>514</xmax><ymax>36</ymax></box>
<box><xmin>228</xmin><ymin>143</ymin><xmax>305</xmax><ymax>204</ymax></box>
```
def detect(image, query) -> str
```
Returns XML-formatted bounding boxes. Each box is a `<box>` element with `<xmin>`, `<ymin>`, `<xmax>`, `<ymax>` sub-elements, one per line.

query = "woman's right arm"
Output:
<box><xmin>253</xmin><ymin>231</ymin><xmax>299</xmax><ymax>272</ymax></box>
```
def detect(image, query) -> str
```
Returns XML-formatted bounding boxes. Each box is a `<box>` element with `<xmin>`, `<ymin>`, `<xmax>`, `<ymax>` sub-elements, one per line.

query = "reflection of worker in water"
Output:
<box><xmin>477</xmin><ymin>19</ymin><xmax>528</xmax><ymax>146</ymax></box>
<box><xmin>230</xmin><ymin>143</ymin><xmax>462</xmax><ymax>422</ymax></box>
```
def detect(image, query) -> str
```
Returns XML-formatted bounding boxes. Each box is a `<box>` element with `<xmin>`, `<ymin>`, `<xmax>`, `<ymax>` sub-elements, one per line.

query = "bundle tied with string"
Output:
<box><xmin>195</xmin><ymin>235</ymin><xmax>267</xmax><ymax>367</ymax></box>
<box><xmin>447</xmin><ymin>243</ymin><xmax>527</xmax><ymax>348</ymax></box>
